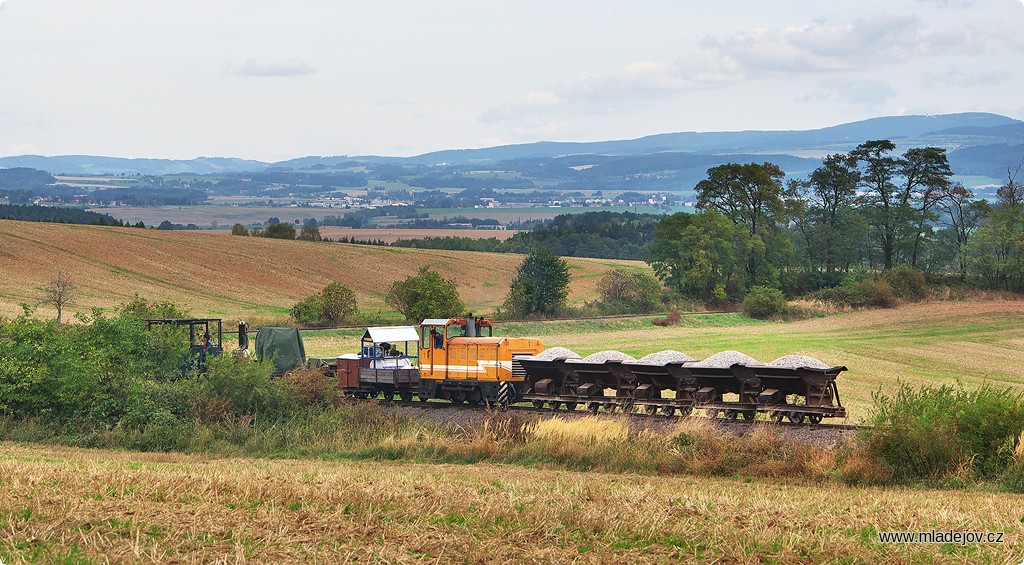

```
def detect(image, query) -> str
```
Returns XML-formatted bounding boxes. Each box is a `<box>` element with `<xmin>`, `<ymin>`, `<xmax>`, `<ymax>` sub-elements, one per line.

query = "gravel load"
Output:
<box><xmin>692</xmin><ymin>350</ymin><xmax>759</xmax><ymax>368</ymax></box>
<box><xmin>573</xmin><ymin>350</ymin><xmax>638</xmax><ymax>363</ymax></box>
<box><xmin>530</xmin><ymin>347</ymin><xmax>582</xmax><ymax>361</ymax></box>
<box><xmin>766</xmin><ymin>355</ymin><xmax>830</xmax><ymax>369</ymax></box>
<box><xmin>631</xmin><ymin>350</ymin><xmax>695</xmax><ymax>365</ymax></box>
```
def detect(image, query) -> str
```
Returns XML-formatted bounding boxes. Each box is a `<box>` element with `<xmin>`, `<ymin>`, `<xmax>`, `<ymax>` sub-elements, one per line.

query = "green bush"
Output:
<box><xmin>196</xmin><ymin>354</ymin><xmax>297</xmax><ymax>420</ymax></box>
<box><xmin>882</xmin><ymin>265</ymin><xmax>928</xmax><ymax>301</ymax></box>
<box><xmin>597</xmin><ymin>269</ymin><xmax>662</xmax><ymax>314</ymax></box>
<box><xmin>811</xmin><ymin>278</ymin><xmax>896</xmax><ymax>308</ymax></box>
<box><xmin>291</xmin><ymin>282</ymin><xmax>358</xmax><ymax>326</ymax></box>
<box><xmin>741</xmin><ymin>286</ymin><xmax>787</xmax><ymax>319</ymax></box>
<box><xmin>264</xmin><ymin>222</ymin><xmax>296</xmax><ymax>239</ymax></box>
<box><xmin>864</xmin><ymin>382</ymin><xmax>1024</xmax><ymax>485</ymax></box>
<box><xmin>0</xmin><ymin>309</ymin><xmax>188</xmax><ymax>426</ymax></box>
<box><xmin>386</xmin><ymin>266</ymin><xmax>465</xmax><ymax>323</ymax></box>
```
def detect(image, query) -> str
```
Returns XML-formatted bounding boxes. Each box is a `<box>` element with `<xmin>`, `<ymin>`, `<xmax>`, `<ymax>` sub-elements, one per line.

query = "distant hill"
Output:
<box><xmin>2</xmin><ymin>112</ymin><xmax>1021</xmax><ymax>179</ymax></box>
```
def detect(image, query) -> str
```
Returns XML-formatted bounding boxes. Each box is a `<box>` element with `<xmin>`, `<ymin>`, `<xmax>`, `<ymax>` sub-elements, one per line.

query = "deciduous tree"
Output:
<box><xmin>503</xmin><ymin>248</ymin><xmax>570</xmax><ymax>317</ymax></box>
<box><xmin>386</xmin><ymin>267</ymin><xmax>464</xmax><ymax>323</ymax></box>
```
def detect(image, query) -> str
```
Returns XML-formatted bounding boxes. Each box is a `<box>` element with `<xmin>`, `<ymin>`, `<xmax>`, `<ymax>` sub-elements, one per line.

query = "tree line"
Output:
<box><xmin>648</xmin><ymin>140</ymin><xmax>1024</xmax><ymax>300</ymax></box>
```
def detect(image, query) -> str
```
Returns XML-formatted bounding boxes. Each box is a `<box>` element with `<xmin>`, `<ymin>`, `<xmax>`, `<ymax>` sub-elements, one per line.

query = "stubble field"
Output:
<box><xmin>1</xmin><ymin>443</ymin><xmax>1020</xmax><ymax>564</ymax></box>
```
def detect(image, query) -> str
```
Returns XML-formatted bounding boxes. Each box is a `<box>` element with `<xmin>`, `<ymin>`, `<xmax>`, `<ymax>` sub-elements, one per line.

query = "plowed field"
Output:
<box><xmin>0</xmin><ymin>220</ymin><xmax>646</xmax><ymax>320</ymax></box>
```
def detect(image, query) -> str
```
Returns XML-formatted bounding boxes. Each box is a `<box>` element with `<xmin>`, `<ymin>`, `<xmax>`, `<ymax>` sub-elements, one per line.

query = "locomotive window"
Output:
<box><xmin>446</xmin><ymin>325</ymin><xmax>464</xmax><ymax>339</ymax></box>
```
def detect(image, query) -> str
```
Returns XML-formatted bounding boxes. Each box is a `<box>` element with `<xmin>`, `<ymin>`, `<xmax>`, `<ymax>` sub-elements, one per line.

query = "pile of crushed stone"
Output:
<box><xmin>766</xmin><ymin>355</ymin><xmax>830</xmax><ymax>369</ymax></box>
<box><xmin>573</xmin><ymin>350</ymin><xmax>638</xmax><ymax>363</ymax></box>
<box><xmin>530</xmin><ymin>347</ymin><xmax>582</xmax><ymax>361</ymax></box>
<box><xmin>691</xmin><ymin>350</ymin><xmax>759</xmax><ymax>368</ymax></box>
<box><xmin>631</xmin><ymin>350</ymin><xmax>695</xmax><ymax>365</ymax></box>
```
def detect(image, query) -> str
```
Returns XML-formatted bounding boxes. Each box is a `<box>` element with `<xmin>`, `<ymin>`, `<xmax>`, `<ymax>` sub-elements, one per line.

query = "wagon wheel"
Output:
<box><xmin>770</xmin><ymin>411</ymin><xmax>785</xmax><ymax>423</ymax></box>
<box><xmin>644</xmin><ymin>405</ymin><xmax>657</xmax><ymax>416</ymax></box>
<box><xmin>787</xmin><ymin>412</ymin><xmax>805</xmax><ymax>424</ymax></box>
<box><xmin>679</xmin><ymin>406</ymin><xmax>693</xmax><ymax>417</ymax></box>
<box><xmin>741</xmin><ymin>410</ymin><xmax>757</xmax><ymax>421</ymax></box>
<box><xmin>399</xmin><ymin>391</ymin><xmax>413</xmax><ymax>403</ymax></box>
<box><xmin>532</xmin><ymin>400</ymin><xmax>546</xmax><ymax>409</ymax></box>
<box><xmin>549</xmin><ymin>401</ymin><xmax>562</xmax><ymax>410</ymax></box>
<box><xmin>807</xmin><ymin>414</ymin><xmax>823</xmax><ymax>425</ymax></box>
<box><xmin>724</xmin><ymin>410</ymin><xmax>738</xmax><ymax>421</ymax></box>
<box><xmin>660</xmin><ymin>405</ymin><xmax>675</xmax><ymax>417</ymax></box>
<box><xmin>564</xmin><ymin>402</ymin><xmax>577</xmax><ymax>411</ymax></box>
<box><xmin>587</xmin><ymin>402</ymin><xmax>601</xmax><ymax>414</ymax></box>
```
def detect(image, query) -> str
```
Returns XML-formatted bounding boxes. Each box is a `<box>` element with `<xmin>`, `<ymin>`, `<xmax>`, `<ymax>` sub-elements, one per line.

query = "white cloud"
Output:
<box><xmin>7</xmin><ymin>143</ymin><xmax>39</xmax><ymax>156</ymax></box>
<box><xmin>482</xmin><ymin>13</ymin><xmax>989</xmax><ymax>133</ymax></box>
<box><xmin>231</xmin><ymin>58</ymin><xmax>316</xmax><ymax>77</ymax></box>
<box><xmin>375</xmin><ymin>96</ymin><xmax>415</xmax><ymax>107</ymax></box>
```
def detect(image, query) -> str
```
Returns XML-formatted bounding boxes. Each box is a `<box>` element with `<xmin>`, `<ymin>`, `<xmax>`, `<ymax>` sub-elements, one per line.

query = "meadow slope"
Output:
<box><xmin>0</xmin><ymin>220</ymin><xmax>647</xmax><ymax>321</ymax></box>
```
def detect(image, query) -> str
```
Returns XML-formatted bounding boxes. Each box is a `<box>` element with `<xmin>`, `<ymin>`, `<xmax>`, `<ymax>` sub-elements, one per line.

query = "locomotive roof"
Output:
<box><xmin>362</xmin><ymin>326</ymin><xmax>420</xmax><ymax>343</ymax></box>
<box><xmin>421</xmin><ymin>318</ymin><xmax>453</xmax><ymax>326</ymax></box>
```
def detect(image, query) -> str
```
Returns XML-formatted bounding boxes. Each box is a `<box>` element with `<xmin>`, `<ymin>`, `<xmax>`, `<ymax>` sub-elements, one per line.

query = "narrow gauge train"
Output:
<box><xmin>320</xmin><ymin>317</ymin><xmax>847</xmax><ymax>424</ymax></box>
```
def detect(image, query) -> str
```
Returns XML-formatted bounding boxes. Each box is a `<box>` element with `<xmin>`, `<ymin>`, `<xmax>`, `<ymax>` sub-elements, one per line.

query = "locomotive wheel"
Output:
<box><xmin>679</xmin><ymin>406</ymin><xmax>693</xmax><ymax>417</ymax></box>
<box><xmin>466</xmin><ymin>394</ymin><xmax>481</xmax><ymax>406</ymax></box>
<box><xmin>549</xmin><ymin>401</ymin><xmax>562</xmax><ymax>410</ymax></box>
<box><xmin>741</xmin><ymin>410</ymin><xmax>756</xmax><ymax>420</ymax></box>
<box><xmin>587</xmin><ymin>402</ymin><xmax>600</xmax><ymax>414</ymax></box>
<box><xmin>770</xmin><ymin>411</ymin><xmax>785</xmax><ymax>423</ymax></box>
<box><xmin>564</xmin><ymin>402</ymin><xmax>577</xmax><ymax>411</ymax></box>
<box><xmin>660</xmin><ymin>405</ymin><xmax>675</xmax><ymax>416</ymax></box>
<box><xmin>788</xmin><ymin>412</ymin><xmax>805</xmax><ymax>424</ymax></box>
<box><xmin>604</xmin><ymin>402</ymin><xmax>615</xmax><ymax>412</ymax></box>
<box><xmin>532</xmin><ymin>400</ymin><xmax>545</xmax><ymax>409</ymax></box>
<box><xmin>450</xmin><ymin>395</ymin><xmax>465</xmax><ymax>405</ymax></box>
<box><xmin>807</xmin><ymin>414</ymin><xmax>823</xmax><ymax>425</ymax></box>
<box><xmin>399</xmin><ymin>391</ymin><xmax>413</xmax><ymax>403</ymax></box>
<box><xmin>418</xmin><ymin>394</ymin><xmax>429</xmax><ymax>402</ymax></box>
<box><xmin>724</xmin><ymin>410</ymin><xmax>738</xmax><ymax>421</ymax></box>
<box><xmin>644</xmin><ymin>405</ymin><xmax>657</xmax><ymax>416</ymax></box>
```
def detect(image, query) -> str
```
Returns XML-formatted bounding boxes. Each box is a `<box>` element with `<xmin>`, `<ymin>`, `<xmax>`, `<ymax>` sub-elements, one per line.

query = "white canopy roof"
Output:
<box><xmin>363</xmin><ymin>326</ymin><xmax>420</xmax><ymax>343</ymax></box>
<box><xmin>421</xmin><ymin>318</ymin><xmax>452</xmax><ymax>326</ymax></box>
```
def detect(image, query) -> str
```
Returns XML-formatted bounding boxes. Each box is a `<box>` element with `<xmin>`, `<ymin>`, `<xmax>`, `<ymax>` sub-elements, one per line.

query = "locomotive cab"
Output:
<box><xmin>418</xmin><ymin>316</ymin><xmax>543</xmax><ymax>405</ymax></box>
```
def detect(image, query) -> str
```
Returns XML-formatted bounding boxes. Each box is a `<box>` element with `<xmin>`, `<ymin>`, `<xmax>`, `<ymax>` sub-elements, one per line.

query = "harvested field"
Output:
<box><xmin>0</xmin><ymin>443</ymin><xmax>1019</xmax><ymax>563</ymax></box>
<box><xmin>316</xmin><ymin>226</ymin><xmax>520</xmax><ymax>242</ymax></box>
<box><xmin>0</xmin><ymin>220</ymin><xmax>645</xmax><ymax>320</ymax></box>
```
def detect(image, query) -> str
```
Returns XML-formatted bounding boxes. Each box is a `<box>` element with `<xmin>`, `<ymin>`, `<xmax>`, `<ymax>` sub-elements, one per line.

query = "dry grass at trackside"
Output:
<box><xmin>0</xmin><ymin>442</ymin><xmax>1020</xmax><ymax>564</ymax></box>
<box><xmin>0</xmin><ymin>220</ymin><xmax>643</xmax><ymax>320</ymax></box>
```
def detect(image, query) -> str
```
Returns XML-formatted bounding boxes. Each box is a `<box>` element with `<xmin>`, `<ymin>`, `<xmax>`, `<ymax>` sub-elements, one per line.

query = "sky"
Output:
<box><xmin>1</xmin><ymin>0</ymin><xmax>1023</xmax><ymax>162</ymax></box>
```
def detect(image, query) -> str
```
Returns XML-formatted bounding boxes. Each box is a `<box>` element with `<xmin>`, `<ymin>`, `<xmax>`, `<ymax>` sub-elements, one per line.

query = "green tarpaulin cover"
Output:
<box><xmin>254</xmin><ymin>327</ymin><xmax>307</xmax><ymax>375</ymax></box>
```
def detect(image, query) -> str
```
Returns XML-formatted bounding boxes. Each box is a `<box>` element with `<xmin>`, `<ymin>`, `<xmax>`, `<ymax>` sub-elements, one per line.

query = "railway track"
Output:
<box><xmin>377</xmin><ymin>398</ymin><xmax>870</xmax><ymax>431</ymax></box>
